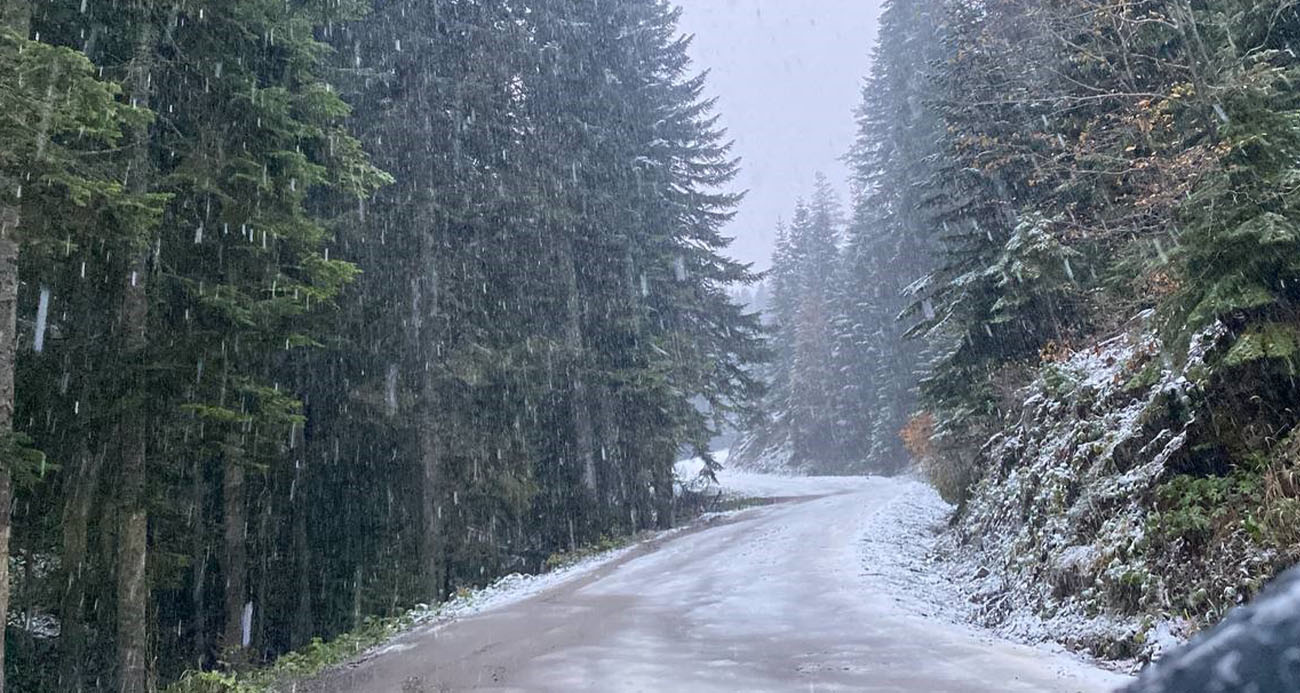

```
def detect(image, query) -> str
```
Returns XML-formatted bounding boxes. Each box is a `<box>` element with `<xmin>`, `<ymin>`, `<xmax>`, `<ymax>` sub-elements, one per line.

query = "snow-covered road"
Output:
<box><xmin>297</xmin><ymin>474</ymin><xmax>1129</xmax><ymax>692</ymax></box>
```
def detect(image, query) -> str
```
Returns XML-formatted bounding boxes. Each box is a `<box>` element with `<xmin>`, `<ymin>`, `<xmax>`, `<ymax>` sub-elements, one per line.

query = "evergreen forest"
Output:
<box><xmin>0</xmin><ymin>2</ymin><xmax>763</xmax><ymax>689</ymax></box>
<box><xmin>7</xmin><ymin>0</ymin><xmax>1300</xmax><ymax>690</ymax></box>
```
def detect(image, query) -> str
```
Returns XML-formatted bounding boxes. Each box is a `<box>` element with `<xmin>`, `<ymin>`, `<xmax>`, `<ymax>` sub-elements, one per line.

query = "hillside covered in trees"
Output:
<box><xmin>739</xmin><ymin>0</ymin><xmax>1300</xmax><ymax>665</ymax></box>
<box><xmin>0</xmin><ymin>1</ymin><xmax>765</xmax><ymax>690</ymax></box>
<box><xmin>8</xmin><ymin>0</ymin><xmax>1300</xmax><ymax>688</ymax></box>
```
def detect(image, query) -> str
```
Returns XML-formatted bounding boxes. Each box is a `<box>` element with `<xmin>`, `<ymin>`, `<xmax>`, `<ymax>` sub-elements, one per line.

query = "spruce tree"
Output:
<box><xmin>835</xmin><ymin>0</ymin><xmax>948</xmax><ymax>472</ymax></box>
<box><xmin>1</xmin><ymin>6</ymin><xmax>163</xmax><ymax>689</ymax></box>
<box><xmin>739</xmin><ymin>177</ymin><xmax>842</xmax><ymax>471</ymax></box>
<box><xmin>0</xmin><ymin>2</ymin><xmax>767</xmax><ymax>687</ymax></box>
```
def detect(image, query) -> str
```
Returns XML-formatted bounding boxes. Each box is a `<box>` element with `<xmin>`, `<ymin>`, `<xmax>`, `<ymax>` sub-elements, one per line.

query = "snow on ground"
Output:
<box><xmin>681</xmin><ymin>451</ymin><xmax>1136</xmax><ymax>678</ymax></box>
<box><xmin>307</xmin><ymin>470</ymin><xmax>1129</xmax><ymax>692</ymax></box>
<box><xmin>568</xmin><ymin>478</ymin><xmax>1126</xmax><ymax>691</ymax></box>
<box><xmin>338</xmin><ymin>457</ymin><xmax>1138</xmax><ymax>686</ymax></box>
<box><xmin>370</xmin><ymin>447</ymin><xmax>848</xmax><ymax>651</ymax></box>
<box><xmin>676</xmin><ymin>449</ymin><xmax>873</xmax><ymax>499</ymax></box>
<box><xmin>853</xmin><ymin>473</ymin><xmax>1141</xmax><ymax>678</ymax></box>
<box><xmin>360</xmin><ymin>532</ymin><xmax>689</xmax><ymax>660</ymax></box>
<box><xmin>858</xmin><ymin>475</ymin><xmax>956</xmax><ymax>616</ymax></box>
<box><xmin>399</xmin><ymin>543</ymin><xmax>643</xmax><ymax>637</ymax></box>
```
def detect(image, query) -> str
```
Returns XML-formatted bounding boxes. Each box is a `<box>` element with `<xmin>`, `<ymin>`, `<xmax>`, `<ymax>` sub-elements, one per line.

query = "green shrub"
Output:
<box><xmin>165</xmin><ymin>616</ymin><xmax>408</xmax><ymax>693</ymax></box>
<box><xmin>1149</xmin><ymin>473</ymin><xmax>1245</xmax><ymax>548</ymax></box>
<box><xmin>167</xmin><ymin>672</ymin><xmax>260</xmax><ymax>693</ymax></box>
<box><xmin>544</xmin><ymin>534</ymin><xmax>627</xmax><ymax>570</ymax></box>
<box><xmin>1124</xmin><ymin>362</ymin><xmax>1162</xmax><ymax>393</ymax></box>
<box><xmin>1041</xmin><ymin>363</ymin><xmax>1076</xmax><ymax>400</ymax></box>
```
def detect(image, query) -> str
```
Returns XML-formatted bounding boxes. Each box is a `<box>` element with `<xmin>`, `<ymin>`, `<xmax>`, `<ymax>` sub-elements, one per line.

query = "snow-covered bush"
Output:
<box><xmin>928</xmin><ymin>314</ymin><xmax>1300</xmax><ymax>662</ymax></box>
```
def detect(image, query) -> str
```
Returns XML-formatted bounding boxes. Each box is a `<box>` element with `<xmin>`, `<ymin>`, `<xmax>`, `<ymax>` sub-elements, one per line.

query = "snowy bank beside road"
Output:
<box><xmin>855</xmin><ymin>475</ymin><xmax>1140</xmax><ymax>678</ymax></box>
<box><xmin>926</xmin><ymin>319</ymin><xmax>1222</xmax><ymax>665</ymax></box>
<box><xmin>362</xmin><ymin>540</ymin><xmax>651</xmax><ymax>660</ymax></box>
<box><xmin>858</xmin><ymin>475</ymin><xmax>957</xmax><ymax>617</ymax></box>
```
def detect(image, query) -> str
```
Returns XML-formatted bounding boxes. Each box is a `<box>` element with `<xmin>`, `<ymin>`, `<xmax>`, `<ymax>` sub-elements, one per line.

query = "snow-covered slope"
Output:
<box><xmin>931</xmin><ymin>315</ymin><xmax>1239</xmax><ymax>664</ymax></box>
<box><xmin>719</xmin><ymin>430</ymin><xmax>799</xmax><ymax>473</ymax></box>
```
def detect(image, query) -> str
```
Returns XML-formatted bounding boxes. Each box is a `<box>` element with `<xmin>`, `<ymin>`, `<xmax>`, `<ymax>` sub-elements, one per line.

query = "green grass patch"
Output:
<box><xmin>1124</xmin><ymin>362</ymin><xmax>1162</xmax><ymax>393</ymax></box>
<box><xmin>543</xmin><ymin>534</ymin><xmax>632</xmax><ymax>571</ymax></box>
<box><xmin>166</xmin><ymin>614</ymin><xmax>416</xmax><ymax>693</ymax></box>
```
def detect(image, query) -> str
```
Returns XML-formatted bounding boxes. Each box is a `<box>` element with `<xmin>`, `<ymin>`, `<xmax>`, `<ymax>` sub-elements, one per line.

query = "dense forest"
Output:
<box><xmin>0</xmin><ymin>1</ymin><xmax>765</xmax><ymax>690</ymax></box>
<box><xmin>738</xmin><ymin>0</ymin><xmax>1300</xmax><ymax>661</ymax></box>
<box><xmin>9</xmin><ymin>0</ymin><xmax>1300</xmax><ymax>688</ymax></box>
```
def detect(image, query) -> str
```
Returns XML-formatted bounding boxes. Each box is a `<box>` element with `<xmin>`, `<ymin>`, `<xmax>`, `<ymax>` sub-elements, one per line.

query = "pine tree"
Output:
<box><xmin>739</xmin><ymin>176</ymin><xmax>842</xmax><ymax>471</ymax></box>
<box><xmin>1172</xmin><ymin>3</ymin><xmax>1300</xmax><ymax>364</ymax></box>
<box><xmin>834</xmin><ymin>0</ymin><xmax>948</xmax><ymax>473</ymax></box>
<box><xmin>1</xmin><ymin>6</ymin><xmax>163</xmax><ymax>689</ymax></box>
<box><xmin>0</xmin><ymin>2</ymin><xmax>766</xmax><ymax>687</ymax></box>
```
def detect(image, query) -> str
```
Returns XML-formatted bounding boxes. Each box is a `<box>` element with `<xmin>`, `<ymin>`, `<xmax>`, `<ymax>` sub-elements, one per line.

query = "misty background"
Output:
<box><xmin>675</xmin><ymin>0</ymin><xmax>885</xmax><ymax>271</ymax></box>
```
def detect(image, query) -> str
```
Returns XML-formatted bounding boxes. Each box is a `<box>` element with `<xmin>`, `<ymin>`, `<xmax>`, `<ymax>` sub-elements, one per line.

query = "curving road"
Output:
<box><xmin>297</xmin><ymin>476</ymin><xmax>1128</xmax><ymax>692</ymax></box>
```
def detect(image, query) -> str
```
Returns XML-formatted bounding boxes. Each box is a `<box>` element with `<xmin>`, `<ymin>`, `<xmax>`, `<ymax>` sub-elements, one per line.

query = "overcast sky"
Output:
<box><xmin>674</xmin><ymin>0</ymin><xmax>884</xmax><ymax>271</ymax></box>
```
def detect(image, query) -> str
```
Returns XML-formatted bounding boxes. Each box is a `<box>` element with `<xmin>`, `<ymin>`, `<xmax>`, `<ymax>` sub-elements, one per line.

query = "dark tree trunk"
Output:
<box><xmin>117</xmin><ymin>252</ymin><xmax>151</xmax><ymax>693</ymax></box>
<box><xmin>561</xmin><ymin>240</ymin><xmax>598</xmax><ymax>501</ymax></box>
<box><xmin>653</xmin><ymin>449</ymin><xmax>674</xmax><ymax>531</ymax></box>
<box><xmin>291</xmin><ymin>486</ymin><xmax>312</xmax><ymax>649</ymax></box>
<box><xmin>189</xmin><ymin>457</ymin><xmax>209</xmax><ymax>669</ymax></box>
<box><xmin>418</xmin><ymin>368</ymin><xmax>443</xmax><ymax>600</ymax></box>
<box><xmin>0</xmin><ymin>229</ymin><xmax>17</xmax><ymax>693</ymax></box>
<box><xmin>117</xmin><ymin>18</ymin><xmax>160</xmax><ymax>690</ymax></box>
<box><xmin>0</xmin><ymin>8</ymin><xmax>30</xmax><ymax>693</ymax></box>
<box><xmin>221</xmin><ymin>431</ymin><xmax>247</xmax><ymax>656</ymax></box>
<box><xmin>415</xmin><ymin>220</ymin><xmax>444</xmax><ymax>601</ymax></box>
<box><xmin>253</xmin><ymin>474</ymin><xmax>270</xmax><ymax>654</ymax></box>
<box><xmin>58</xmin><ymin>445</ymin><xmax>106</xmax><ymax>691</ymax></box>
